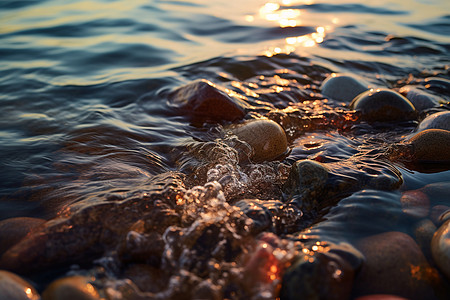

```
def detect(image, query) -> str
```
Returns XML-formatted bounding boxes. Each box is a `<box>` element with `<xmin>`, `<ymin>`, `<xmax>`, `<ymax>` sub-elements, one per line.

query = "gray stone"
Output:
<box><xmin>399</xmin><ymin>85</ymin><xmax>438</xmax><ymax>112</ymax></box>
<box><xmin>417</xmin><ymin>111</ymin><xmax>450</xmax><ymax>132</ymax></box>
<box><xmin>321</xmin><ymin>74</ymin><xmax>369</xmax><ymax>102</ymax></box>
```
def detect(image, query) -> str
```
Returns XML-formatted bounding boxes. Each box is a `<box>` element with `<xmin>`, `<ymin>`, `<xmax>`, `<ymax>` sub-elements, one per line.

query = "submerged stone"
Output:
<box><xmin>414</xmin><ymin>219</ymin><xmax>436</xmax><ymax>260</ymax></box>
<box><xmin>226</xmin><ymin>119</ymin><xmax>289</xmax><ymax>162</ymax></box>
<box><xmin>400</xmin><ymin>189</ymin><xmax>430</xmax><ymax>219</ymax></box>
<box><xmin>42</xmin><ymin>276</ymin><xmax>100</xmax><ymax>300</ymax></box>
<box><xmin>349</xmin><ymin>89</ymin><xmax>416</xmax><ymax>122</ymax></box>
<box><xmin>0</xmin><ymin>217</ymin><xmax>46</xmax><ymax>256</ymax></box>
<box><xmin>283</xmin><ymin>159</ymin><xmax>329</xmax><ymax>209</ymax></box>
<box><xmin>416</xmin><ymin>111</ymin><xmax>450</xmax><ymax>132</ymax></box>
<box><xmin>168</xmin><ymin>79</ymin><xmax>246</xmax><ymax>123</ymax></box>
<box><xmin>0</xmin><ymin>270</ymin><xmax>40</xmax><ymax>300</ymax></box>
<box><xmin>321</xmin><ymin>74</ymin><xmax>369</xmax><ymax>102</ymax></box>
<box><xmin>399</xmin><ymin>85</ymin><xmax>439</xmax><ymax>112</ymax></box>
<box><xmin>353</xmin><ymin>231</ymin><xmax>439</xmax><ymax>300</ymax></box>
<box><xmin>431</xmin><ymin>220</ymin><xmax>450</xmax><ymax>281</ymax></box>
<box><xmin>407</xmin><ymin>129</ymin><xmax>450</xmax><ymax>163</ymax></box>
<box><xmin>280</xmin><ymin>242</ymin><xmax>362</xmax><ymax>300</ymax></box>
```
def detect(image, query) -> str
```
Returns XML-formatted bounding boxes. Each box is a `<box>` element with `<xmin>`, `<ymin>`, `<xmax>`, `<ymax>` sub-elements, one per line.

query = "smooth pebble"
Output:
<box><xmin>0</xmin><ymin>270</ymin><xmax>40</xmax><ymax>300</ymax></box>
<box><xmin>350</xmin><ymin>89</ymin><xmax>416</xmax><ymax>122</ymax></box>
<box><xmin>42</xmin><ymin>276</ymin><xmax>100</xmax><ymax>300</ymax></box>
<box><xmin>407</xmin><ymin>129</ymin><xmax>450</xmax><ymax>163</ymax></box>
<box><xmin>400</xmin><ymin>189</ymin><xmax>429</xmax><ymax>219</ymax></box>
<box><xmin>399</xmin><ymin>85</ymin><xmax>438</xmax><ymax>111</ymax></box>
<box><xmin>321</xmin><ymin>73</ymin><xmax>369</xmax><ymax>102</ymax></box>
<box><xmin>227</xmin><ymin>119</ymin><xmax>288</xmax><ymax>162</ymax></box>
<box><xmin>416</xmin><ymin>111</ymin><xmax>450</xmax><ymax>132</ymax></box>
<box><xmin>431</xmin><ymin>220</ymin><xmax>450</xmax><ymax>281</ymax></box>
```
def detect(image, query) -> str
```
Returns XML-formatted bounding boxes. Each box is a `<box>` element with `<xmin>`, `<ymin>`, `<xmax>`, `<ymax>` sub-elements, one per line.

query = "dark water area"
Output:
<box><xmin>1</xmin><ymin>0</ymin><xmax>450</xmax><ymax>299</ymax></box>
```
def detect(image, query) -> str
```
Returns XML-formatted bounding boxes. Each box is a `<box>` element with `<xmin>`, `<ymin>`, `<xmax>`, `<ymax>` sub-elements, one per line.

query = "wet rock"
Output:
<box><xmin>407</xmin><ymin>129</ymin><xmax>450</xmax><ymax>163</ymax></box>
<box><xmin>349</xmin><ymin>89</ymin><xmax>416</xmax><ymax>122</ymax></box>
<box><xmin>400</xmin><ymin>189</ymin><xmax>429</xmax><ymax>219</ymax></box>
<box><xmin>431</xmin><ymin>220</ymin><xmax>450</xmax><ymax>281</ymax></box>
<box><xmin>168</xmin><ymin>79</ymin><xmax>246</xmax><ymax>123</ymax></box>
<box><xmin>416</xmin><ymin>111</ymin><xmax>450</xmax><ymax>132</ymax></box>
<box><xmin>226</xmin><ymin>119</ymin><xmax>289</xmax><ymax>162</ymax></box>
<box><xmin>283</xmin><ymin>160</ymin><xmax>329</xmax><ymax>209</ymax></box>
<box><xmin>421</xmin><ymin>182</ymin><xmax>450</xmax><ymax>206</ymax></box>
<box><xmin>0</xmin><ymin>270</ymin><xmax>39</xmax><ymax>300</ymax></box>
<box><xmin>0</xmin><ymin>172</ymin><xmax>186</xmax><ymax>275</ymax></box>
<box><xmin>399</xmin><ymin>85</ymin><xmax>438</xmax><ymax>112</ymax></box>
<box><xmin>280</xmin><ymin>242</ymin><xmax>362</xmax><ymax>300</ymax></box>
<box><xmin>430</xmin><ymin>205</ymin><xmax>450</xmax><ymax>227</ymax></box>
<box><xmin>353</xmin><ymin>231</ymin><xmax>439</xmax><ymax>300</ymax></box>
<box><xmin>321</xmin><ymin>74</ymin><xmax>369</xmax><ymax>102</ymax></box>
<box><xmin>234</xmin><ymin>199</ymin><xmax>302</xmax><ymax>234</ymax></box>
<box><xmin>42</xmin><ymin>276</ymin><xmax>100</xmax><ymax>300</ymax></box>
<box><xmin>414</xmin><ymin>219</ymin><xmax>437</xmax><ymax>260</ymax></box>
<box><xmin>0</xmin><ymin>217</ymin><xmax>46</xmax><ymax>255</ymax></box>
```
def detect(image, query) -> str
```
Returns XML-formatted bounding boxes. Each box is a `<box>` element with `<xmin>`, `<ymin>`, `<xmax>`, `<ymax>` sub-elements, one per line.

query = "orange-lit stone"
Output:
<box><xmin>227</xmin><ymin>119</ymin><xmax>288</xmax><ymax>162</ymax></box>
<box><xmin>42</xmin><ymin>276</ymin><xmax>100</xmax><ymax>300</ymax></box>
<box><xmin>407</xmin><ymin>129</ymin><xmax>450</xmax><ymax>163</ymax></box>
<box><xmin>0</xmin><ymin>217</ymin><xmax>46</xmax><ymax>256</ymax></box>
<box><xmin>431</xmin><ymin>220</ymin><xmax>450</xmax><ymax>281</ymax></box>
<box><xmin>0</xmin><ymin>270</ymin><xmax>40</xmax><ymax>300</ymax></box>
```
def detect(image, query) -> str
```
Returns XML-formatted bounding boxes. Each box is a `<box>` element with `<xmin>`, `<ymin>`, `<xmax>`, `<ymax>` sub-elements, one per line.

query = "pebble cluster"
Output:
<box><xmin>0</xmin><ymin>74</ymin><xmax>449</xmax><ymax>299</ymax></box>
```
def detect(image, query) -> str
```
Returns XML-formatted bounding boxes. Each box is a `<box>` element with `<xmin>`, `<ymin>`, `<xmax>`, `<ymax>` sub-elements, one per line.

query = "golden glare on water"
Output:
<box><xmin>248</xmin><ymin>0</ymin><xmax>334</xmax><ymax>56</ymax></box>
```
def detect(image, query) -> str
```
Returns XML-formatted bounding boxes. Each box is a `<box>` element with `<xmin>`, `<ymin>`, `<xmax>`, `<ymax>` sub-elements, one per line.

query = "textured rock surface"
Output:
<box><xmin>0</xmin><ymin>217</ymin><xmax>46</xmax><ymax>256</ymax></box>
<box><xmin>407</xmin><ymin>129</ymin><xmax>450</xmax><ymax>163</ymax></box>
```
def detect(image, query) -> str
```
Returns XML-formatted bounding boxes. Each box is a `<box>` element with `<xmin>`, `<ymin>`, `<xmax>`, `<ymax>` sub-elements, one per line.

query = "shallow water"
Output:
<box><xmin>1</xmin><ymin>0</ymin><xmax>450</xmax><ymax>299</ymax></box>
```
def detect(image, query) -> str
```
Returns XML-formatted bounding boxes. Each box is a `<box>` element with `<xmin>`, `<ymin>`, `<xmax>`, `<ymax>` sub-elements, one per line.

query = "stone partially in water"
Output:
<box><xmin>407</xmin><ymin>129</ymin><xmax>450</xmax><ymax>163</ymax></box>
<box><xmin>400</xmin><ymin>189</ymin><xmax>430</xmax><ymax>219</ymax></box>
<box><xmin>416</xmin><ymin>111</ymin><xmax>450</xmax><ymax>132</ymax></box>
<box><xmin>430</xmin><ymin>205</ymin><xmax>450</xmax><ymax>227</ymax></box>
<box><xmin>280</xmin><ymin>242</ymin><xmax>362</xmax><ymax>300</ymax></box>
<box><xmin>353</xmin><ymin>231</ymin><xmax>439</xmax><ymax>300</ymax></box>
<box><xmin>168</xmin><ymin>79</ymin><xmax>247</xmax><ymax>123</ymax></box>
<box><xmin>431</xmin><ymin>220</ymin><xmax>450</xmax><ymax>281</ymax></box>
<box><xmin>414</xmin><ymin>219</ymin><xmax>437</xmax><ymax>260</ymax></box>
<box><xmin>399</xmin><ymin>85</ymin><xmax>438</xmax><ymax>112</ymax></box>
<box><xmin>283</xmin><ymin>159</ymin><xmax>329</xmax><ymax>209</ymax></box>
<box><xmin>349</xmin><ymin>89</ymin><xmax>416</xmax><ymax>122</ymax></box>
<box><xmin>0</xmin><ymin>217</ymin><xmax>46</xmax><ymax>256</ymax></box>
<box><xmin>42</xmin><ymin>276</ymin><xmax>100</xmax><ymax>300</ymax></box>
<box><xmin>321</xmin><ymin>74</ymin><xmax>369</xmax><ymax>102</ymax></box>
<box><xmin>354</xmin><ymin>295</ymin><xmax>409</xmax><ymax>300</ymax></box>
<box><xmin>226</xmin><ymin>119</ymin><xmax>289</xmax><ymax>162</ymax></box>
<box><xmin>0</xmin><ymin>270</ymin><xmax>40</xmax><ymax>300</ymax></box>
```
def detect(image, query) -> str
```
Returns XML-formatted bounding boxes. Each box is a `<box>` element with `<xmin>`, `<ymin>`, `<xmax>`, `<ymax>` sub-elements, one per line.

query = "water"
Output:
<box><xmin>0</xmin><ymin>0</ymin><xmax>450</xmax><ymax>299</ymax></box>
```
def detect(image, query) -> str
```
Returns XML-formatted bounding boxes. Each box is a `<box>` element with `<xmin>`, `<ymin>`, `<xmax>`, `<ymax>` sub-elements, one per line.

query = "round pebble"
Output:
<box><xmin>414</xmin><ymin>219</ymin><xmax>436</xmax><ymax>260</ymax></box>
<box><xmin>431</xmin><ymin>220</ymin><xmax>450</xmax><ymax>281</ymax></box>
<box><xmin>407</xmin><ymin>129</ymin><xmax>450</xmax><ymax>163</ymax></box>
<box><xmin>398</xmin><ymin>85</ymin><xmax>438</xmax><ymax>112</ymax></box>
<box><xmin>353</xmin><ymin>231</ymin><xmax>438</xmax><ymax>299</ymax></box>
<box><xmin>0</xmin><ymin>270</ymin><xmax>40</xmax><ymax>300</ymax></box>
<box><xmin>416</xmin><ymin>111</ymin><xmax>450</xmax><ymax>132</ymax></box>
<box><xmin>400</xmin><ymin>189</ymin><xmax>430</xmax><ymax>219</ymax></box>
<box><xmin>355</xmin><ymin>295</ymin><xmax>409</xmax><ymax>300</ymax></box>
<box><xmin>227</xmin><ymin>119</ymin><xmax>288</xmax><ymax>162</ymax></box>
<box><xmin>42</xmin><ymin>276</ymin><xmax>100</xmax><ymax>300</ymax></box>
<box><xmin>0</xmin><ymin>217</ymin><xmax>46</xmax><ymax>255</ymax></box>
<box><xmin>349</xmin><ymin>88</ymin><xmax>416</xmax><ymax>122</ymax></box>
<box><xmin>321</xmin><ymin>73</ymin><xmax>369</xmax><ymax>102</ymax></box>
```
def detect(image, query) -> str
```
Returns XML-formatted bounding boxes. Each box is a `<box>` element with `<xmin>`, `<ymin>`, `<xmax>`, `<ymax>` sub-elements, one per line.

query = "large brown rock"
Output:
<box><xmin>168</xmin><ymin>79</ymin><xmax>247</xmax><ymax>123</ymax></box>
<box><xmin>353</xmin><ymin>231</ymin><xmax>440</xmax><ymax>300</ymax></box>
<box><xmin>0</xmin><ymin>217</ymin><xmax>46</xmax><ymax>256</ymax></box>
